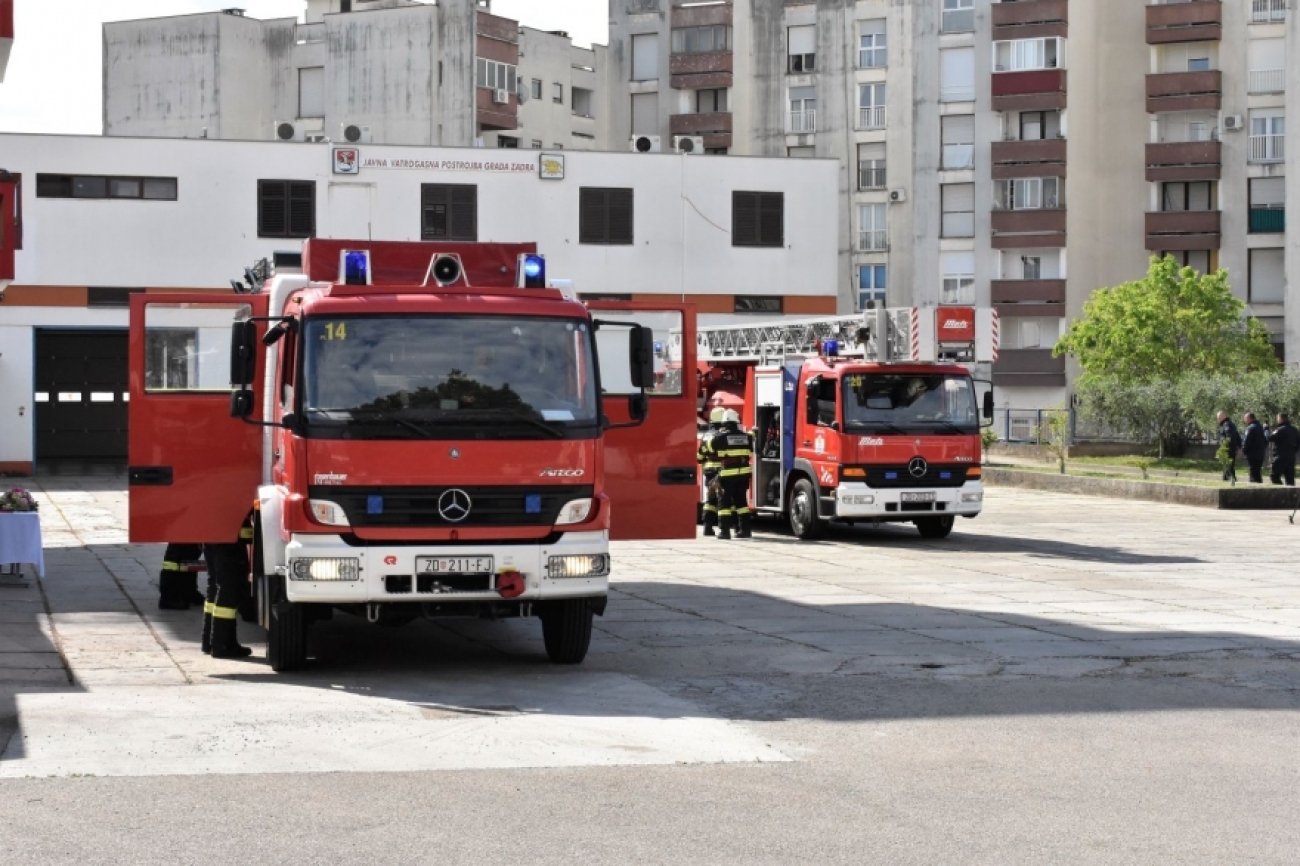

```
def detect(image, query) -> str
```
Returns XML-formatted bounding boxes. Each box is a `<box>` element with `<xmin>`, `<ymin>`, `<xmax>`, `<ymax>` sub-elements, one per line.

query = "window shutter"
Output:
<box><xmin>288</xmin><ymin>182</ymin><xmax>315</xmax><ymax>238</ymax></box>
<box><xmin>259</xmin><ymin>181</ymin><xmax>288</xmax><ymax>237</ymax></box>
<box><xmin>608</xmin><ymin>188</ymin><xmax>633</xmax><ymax>244</ymax></box>
<box><xmin>422</xmin><ymin>184</ymin><xmax>450</xmax><ymax>239</ymax></box>
<box><xmin>758</xmin><ymin>193</ymin><xmax>784</xmax><ymax>246</ymax></box>
<box><xmin>732</xmin><ymin>192</ymin><xmax>759</xmax><ymax>246</ymax></box>
<box><xmin>579</xmin><ymin>188</ymin><xmax>607</xmax><ymax>244</ymax></box>
<box><xmin>450</xmin><ymin>185</ymin><xmax>477</xmax><ymax>241</ymax></box>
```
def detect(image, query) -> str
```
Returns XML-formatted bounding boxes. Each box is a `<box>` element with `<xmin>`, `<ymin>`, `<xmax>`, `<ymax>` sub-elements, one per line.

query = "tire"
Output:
<box><xmin>915</xmin><ymin>515</ymin><xmax>956</xmax><ymax>539</ymax></box>
<box><xmin>267</xmin><ymin>599</ymin><xmax>308</xmax><ymax>672</ymax></box>
<box><xmin>541</xmin><ymin>598</ymin><xmax>595</xmax><ymax>664</ymax></box>
<box><xmin>787</xmin><ymin>478</ymin><xmax>824</xmax><ymax>540</ymax></box>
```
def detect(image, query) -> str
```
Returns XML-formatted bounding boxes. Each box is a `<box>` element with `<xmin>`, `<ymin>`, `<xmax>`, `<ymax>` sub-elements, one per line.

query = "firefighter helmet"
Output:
<box><xmin>709</xmin><ymin>407</ymin><xmax>727</xmax><ymax>424</ymax></box>
<box><xmin>723</xmin><ymin>409</ymin><xmax>741</xmax><ymax>425</ymax></box>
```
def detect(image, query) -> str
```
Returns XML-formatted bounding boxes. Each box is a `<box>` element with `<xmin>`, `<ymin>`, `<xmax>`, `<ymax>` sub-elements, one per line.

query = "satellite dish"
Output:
<box><xmin>516</xmin><ymin>82</ymin><xmax>530</xmax><ymax>104</ymax></box>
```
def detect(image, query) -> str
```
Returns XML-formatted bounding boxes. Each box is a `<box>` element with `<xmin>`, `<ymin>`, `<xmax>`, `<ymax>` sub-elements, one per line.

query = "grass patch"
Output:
<box><xmin>997</xmin><ymin>464</ymin><xmax>1231</xmax><ymax>489</ymax></box>
<box><xmin>1070</xmin><ymin>455</ymin><xmax>1220</xmax><ymax>475</ymax></box>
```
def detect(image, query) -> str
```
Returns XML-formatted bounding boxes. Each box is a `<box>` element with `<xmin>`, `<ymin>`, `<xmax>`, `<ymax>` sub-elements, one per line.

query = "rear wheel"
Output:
<box><xmin>788</xmin><ymin>478</ymin><xmax>824</xmax><ymax>540</ymax></box>
<box><xmin>915</xmin><ymin>516</ymin><xmax>955</xmax><ymax>539</ymax></box>
<box><xmin>542</xmin><ymin>598</ymin><xmax>595</xmax><ymax>664</ymax></box>
<box><xmin>267</xmin><ymin>595</ymin><xmax>308</xmax><ymax>672</ymax></box>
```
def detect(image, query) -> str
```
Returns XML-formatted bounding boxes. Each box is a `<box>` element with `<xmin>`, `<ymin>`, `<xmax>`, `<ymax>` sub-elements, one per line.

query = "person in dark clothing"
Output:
<box><xmin>1217</xmin><ymin>411</ymin><xmax>1241</xmax><ymax>482</ymax></box>
<box><xmin>157</xmin><ymin>544</ymin><xmax>206</xmax><ymax>611</ymax></box>
<box><xmin>1266</xmin><ymin>413</ymin><xmax>1299</xmax><ymax>486</ymax></box>
<box><xmin>706</xmin><ymin>409</ymin><xmax>754</xmax><ymax>540</ymax></box>
<box><xmin>202</xmin><ymin>542</ymin><xmax>253</xmax><ymax>659</ymax></box>
<box><xmin>1241</xmin><ymin>413</ymin><xmax>1268</xmax><ymax>484</ymax></box>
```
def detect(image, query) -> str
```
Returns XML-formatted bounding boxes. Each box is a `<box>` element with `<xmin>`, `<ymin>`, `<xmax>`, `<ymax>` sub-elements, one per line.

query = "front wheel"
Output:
<box><xmin>915</xmin><ymin>516</ymin><xmax>955</xmax><ymax>539</ymax></box>
<box><xmin>541</xmin><ymin>598</ymin><xmax>595</xmax><ymax>664</ymax></box>
<box><xmin>267</xmin><ymin>599</ymin><xmax>308</xmax><ymax>672</ymax></box>
<box><xmin>788</xmin><ymin>478</ymin><xmax>824</xmax><ymax>540</ymax></box>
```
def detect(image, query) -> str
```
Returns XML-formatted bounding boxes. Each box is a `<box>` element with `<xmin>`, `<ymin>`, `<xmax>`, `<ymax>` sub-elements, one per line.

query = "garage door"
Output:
<box><xmin>34</xmin><ymin>330</ymin><xmax>129</xmax><ymax>460</ymax></box>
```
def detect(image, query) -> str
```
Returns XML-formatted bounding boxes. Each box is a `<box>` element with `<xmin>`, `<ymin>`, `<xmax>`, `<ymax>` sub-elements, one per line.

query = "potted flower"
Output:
<box><xmin>0</xmin><ymin>488</ymin><xmax>39</xmax><ymax>513</ymax></box>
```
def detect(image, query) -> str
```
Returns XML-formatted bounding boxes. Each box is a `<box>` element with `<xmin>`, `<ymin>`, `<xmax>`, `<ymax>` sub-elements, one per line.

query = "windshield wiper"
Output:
<box><xmin>478</xmin><ymin>408</ymin><xmax>567</xmax><ymax>439</ymax></box>
<box><xmin>308</xmin><ymin>407</ymin><xmax>436</xmax><ymax>439</ymax></box>
<box><xmin>930</xmin><ymin>422</ymin><xmax>972</xmax><ymax>436</ymax></box>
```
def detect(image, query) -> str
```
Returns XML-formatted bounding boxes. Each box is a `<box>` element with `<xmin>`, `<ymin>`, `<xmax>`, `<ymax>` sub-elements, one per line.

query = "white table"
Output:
<box><xmin>0</xmin><ymin>512</ymin><xmax>44</xmax><ymax>577</ymax></box>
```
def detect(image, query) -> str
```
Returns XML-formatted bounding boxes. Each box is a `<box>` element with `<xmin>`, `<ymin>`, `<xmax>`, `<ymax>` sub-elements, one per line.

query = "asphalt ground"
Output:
<box><xmin>2</xmin><ymin>478</ymin><xmax>1299</xmax><ymax>863</ymax></box>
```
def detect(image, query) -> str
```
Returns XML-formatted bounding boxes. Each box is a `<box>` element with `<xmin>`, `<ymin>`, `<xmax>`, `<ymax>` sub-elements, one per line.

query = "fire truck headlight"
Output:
<box><xmin>554</xmin><ymin>498</ymin><xmax>594</xmax><ymax>525</ymax></box>
<box><xmin>308</xmin><ymin>499</ymin><xmax>350</xmax><ymax>527</ymax></box>
<box><xmin>962</xmin><ymin>492</ymin><xmax>984</xmax><ymax>503</ymax></box>
<box><xmin>291</xmin><ymin>557</ymin><xmax>360</xmax><ymax>581</ymax></box>
<box><xmin>547</xmin><ymin>554</ymin><xmax>610</xmax><ymax>579</ymax></box>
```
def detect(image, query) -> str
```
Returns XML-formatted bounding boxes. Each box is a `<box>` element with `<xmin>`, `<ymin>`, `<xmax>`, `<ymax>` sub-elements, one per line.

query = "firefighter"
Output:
<box><xmin>710</xmin><ymin>408</ymin><xmax>754</xmax><ymax>540</ymax></box>
<box><xmin>698</xmin><ymin>407</ymin><xmax>726</xmax><ymax>536</ymax></box>
<box><xmin>202</xmin><ymin>535</ymin><xmax>254</xmax><ymax>659</ymax></box>
<box><xmin>157</xmin><ymin>543</ymin><xmax>205</xmax><ymax>611</ymax></box>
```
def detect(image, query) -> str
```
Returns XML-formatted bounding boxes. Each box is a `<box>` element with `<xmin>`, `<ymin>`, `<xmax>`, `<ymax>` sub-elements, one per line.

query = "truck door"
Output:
<box><xmin>588</xmin><ymin>301</ymin><xmax>698</xmax><ymax>540</ymax></box>
<box><xmin>128</xmin><ymin>293</ymin><xmax>269</xmax><ymax>544</ymax></box>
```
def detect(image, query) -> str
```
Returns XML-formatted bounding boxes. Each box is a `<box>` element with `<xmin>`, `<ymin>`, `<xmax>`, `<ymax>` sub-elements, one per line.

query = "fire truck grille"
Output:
<box><xmin>858</xmin><ymin>466</ymin><xmax>970</xmax><ymax>489</ymax></box>
<box><xmin>311</xmin><ymin>485</ymin><xmax>595</xmax><ymax>528</ymax></box>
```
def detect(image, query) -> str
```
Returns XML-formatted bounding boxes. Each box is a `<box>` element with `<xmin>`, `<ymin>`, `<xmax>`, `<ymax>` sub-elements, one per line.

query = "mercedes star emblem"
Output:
<box><xmin>438</xmin><ymin>488</ymin><xmax>472</xmax><ymax>523</ymax></box>
<box><xmin>907</xmin><ymin>456</ymin><xmax>929</xmax><ymax>478</ymax></box>
<box><xmin>449</xmin><ymin>448</ymin><xmax>461</xmax><ymax>459</ymax></box>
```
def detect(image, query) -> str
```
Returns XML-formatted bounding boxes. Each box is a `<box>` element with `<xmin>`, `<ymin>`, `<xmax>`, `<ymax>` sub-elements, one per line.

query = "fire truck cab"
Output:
<box><xmin>127</xmin><ymin>240</ymin><xmax>700</xmax><ymax>670</ymax></box>
<box><xmin>698</xmin><ymin>307</ymin><xmax>998</xmax><ymax>540</ymax></box>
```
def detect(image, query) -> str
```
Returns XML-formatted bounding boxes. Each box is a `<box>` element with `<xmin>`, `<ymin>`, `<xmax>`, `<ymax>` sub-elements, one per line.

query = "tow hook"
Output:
<box><xmin>366</xmin><ymin>602</ymin><xmax>381</xmax><ymax>623</ymax></box>
<box><xmin>496</xmin><ymin>569</ymin><xmax>525</xmax><ymax>599</ymax></box>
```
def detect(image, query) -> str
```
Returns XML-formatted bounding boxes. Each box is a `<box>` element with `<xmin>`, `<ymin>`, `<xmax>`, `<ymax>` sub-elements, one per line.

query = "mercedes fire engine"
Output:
<box><xmin>696</xmin><ymin>306</ymin><xmax>998</xmax><ymax>540</ymax></box>
<box><xmin>127</xmin><ymin>240</ymin><xmax>700</xmax><ymax>670</ymax></box>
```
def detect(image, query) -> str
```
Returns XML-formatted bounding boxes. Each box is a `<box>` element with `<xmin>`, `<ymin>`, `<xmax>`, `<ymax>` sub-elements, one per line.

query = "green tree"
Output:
<box><xmin>1054</xmin><ymin>255</ymin><xmax>1277</xmax><ymax>386</ymax></box>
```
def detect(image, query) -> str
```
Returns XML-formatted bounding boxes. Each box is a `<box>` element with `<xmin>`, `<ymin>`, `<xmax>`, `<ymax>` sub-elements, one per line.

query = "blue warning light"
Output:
<box><xmin>344</xmin><ymin>250</ymin><xmax>370</xmax><ymax>286</ymax></box>
<box><xmin>519</xmin><ymin>253</ymin><xmax>546</xmax><ymax>288</ymax></box>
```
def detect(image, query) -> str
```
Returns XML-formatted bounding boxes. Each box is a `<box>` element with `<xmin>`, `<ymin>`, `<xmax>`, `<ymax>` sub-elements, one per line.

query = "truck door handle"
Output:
<box><xmin>658</xmin><ymin>466</ymin><xmax>697</xmax><ymax>486</ymax></box>
<box><xmin>128</xmin><ymin>466</ymin><xmax>174</xmax><ymax>486</ymax></box>
<box><xmin>801</xmin><ymin>440</ymin><xmax>812</xmax><ymax>446</ymax></box>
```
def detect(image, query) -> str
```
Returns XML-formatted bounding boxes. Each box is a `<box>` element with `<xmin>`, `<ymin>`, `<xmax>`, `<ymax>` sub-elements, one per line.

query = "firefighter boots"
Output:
<box><xmin>736</xmin><ymin>515</ymin><xmax>753</xmax><ymax>539</ymax></box>
<box><xmin>209</xmin><ymin>616</ymin><xmax>253</xmax><ymax>659</ymax></box>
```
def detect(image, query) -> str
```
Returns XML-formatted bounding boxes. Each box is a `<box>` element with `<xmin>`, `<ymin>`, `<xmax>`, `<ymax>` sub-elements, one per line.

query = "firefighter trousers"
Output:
<box><xmin>702</xmin><ymin>469</ymin><xmax>720</xmax><ymax>529</ymax></box>
<box><xmin>202</xmin><ymin>542</ymin><xmax>253</xmax><ymax>659</ymax></box>
<box><xmin>717</xmin><ymin>473</ymin><xmax>752</xmax><ymax>538</ymax></box>
<box><xmin>158</xmin><ymin>543</ymin><xmax>204</xmax><ymax>610</ymax></box>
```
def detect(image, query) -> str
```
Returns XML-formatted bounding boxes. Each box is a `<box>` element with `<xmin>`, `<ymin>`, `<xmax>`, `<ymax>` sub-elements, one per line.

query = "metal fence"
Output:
<box><xmin>993</xmin><ymin>408</ymin><xmax>1075</xmax><ymax>445</ymax></box>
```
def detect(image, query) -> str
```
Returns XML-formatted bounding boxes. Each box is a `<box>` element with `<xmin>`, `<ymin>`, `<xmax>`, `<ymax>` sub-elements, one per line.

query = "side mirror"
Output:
<box><xmin>628</xmin><ymin>393</ymin><xmax>649</xmax><ymax>424</ymax></box>
<box><xmin>230</xmin><ymin>320</ymin><xmax>257</xmax><ymax>387</ymax></box>
<box><xmin>230</xmin><ymin>389</ymin><xmax>255</xmax><ymax>419</ymax></box>
<box><xmin>280</xmin><ymin>412</ymin><xmax>300</xmax><ymax>433</ymax></box>
<box><xmin>628</xmin><ymin>325</ymin><xmax>656</xmax><ymax>390</ymax></box>
<box><xmin>983</xmin><ymin>389</ymin><xmax>995</xmax><ymax>421</ymax></box>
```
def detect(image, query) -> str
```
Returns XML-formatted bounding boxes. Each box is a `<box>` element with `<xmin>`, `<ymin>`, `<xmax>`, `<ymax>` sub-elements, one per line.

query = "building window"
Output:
<box><xmin>531</xmin><ymin>78</ymin><xmax>543</xmax><ymax>99</ymax></box>
<box><xmin>940</xmin><ymin>47</ymin><xmax>976</xmax><ymax>102</ymax></box>
<box><xmin>858</xmin><ymin>143</ymin><xmax>886</xmax><ymax>190</ymax></box>
<box><xmin>497</xmin><ymin>136</ymin><xmax>519</xmax><ymax>149</ymax></box>
<box><xmin>941</xmin><ymin>251</ymin><xmax>975</xmax><ymax>305</ymax></box>
<box><xmin>1016</xmin><ymin>110</ymin><xmax>1062</xmax><ymax>141</ymax></box>
<box><xmin>858</xmin><ymin>265</ymin><xmax>887</xmax><ymax>310</ymax></box>
<box><xmin>993</xmin><ymin>37</ymin><xmax>1064</xmax><ymax>73</ymax></box>
<box><xmin>942</xmin><ymin>183</ymin><xmax>975</xmax><ymax>238</ymax></box>
<box><xmin>670</xmin><ymin>25</ymin><xmax>731</xmax><ymax>55</ymax></box>
<box><xmin>788</xmin><ymin>25</ymin><xmax>815</xmax><ymax>73</ymax></box>
<box><xmin>298</xmin><ymin>66</ymin><xmax>325</xmax><ymax>119</ymax></box>
<box><xmin>631</xmin><ymin>33</ymin><xmax>658</xmax><ymax>80</ymax></box>
<box><xmin>1005</xmin><ymin>318</ymin><xmax>1060</xmax><ymax>350</ymax></box>
<box><xmin>1249</xmin><ymin>112</ymin><xmax>1285</xmax><ymax>163</ymax></box>
<box><xmin>789</xmin><ymin>87</ymin><xmax>816</xmax><ymax>133</ymax></box>
<box><xmin>941</xmin><ymin>115</ymin><xmax>975</xmax><ymax>169</ymax></box>
<box><xmin>631</xmin><ymin>92</ymin><xmax>659</xmax><ymax>136</ymax></box>
<box><xmin>942</xmin><ymin>0</ymin><xmax>975</xmax><ymax>33</ymax></box>
<box><xmin>1022</xmin><ymin>256</ymin><xmax>1042</xmax><ymax>280</ymax></box>
<box><xmin>1248</xmin><ymin>248</ymin><xmax>1285</xmax><ymax>304</ymax></box>
<box><xmin>531</xmin><ymin>139</ymin><xmax>543</xmax><ymax>149</ymax></box>
<box><xmin>1166</xmin><ymin>250</ymin><xmax>1212</xmax><ymax>273</ymax></box>
<box><xmin>553</xmin><ymin>83</ymin><xmax>563</xmax><ymax>104</ymax></box>
<box><xmin>475</xmin><ymin>58</ymin><xmax>518</xmax><ymax>94</ymax></box>
<box><xmin>1161</xmin><ymin>181</ymin><xmax>1214</xmax><ymax>212</ymax></box>
<box><xmin>420</xmin><ymin>184</ymin><xmax>477</xmax><ymax>241</ymax></box>
<box><xmin>1248</xmin><ymin>39</ymin><xmax>1286</xmax><ymax>94</ymax></box>
<box><xmin>996</xmin><ymin>177</ymin><xmax>1061</xmax><ymax>210</ymax></box>
<box><xmin>579</xmin><ymin>187</ymin><xmax>634</xmax><ymax>245</ymax></box>
<box><xmin>572</xmin><ymin>87</ymin><xmax>594</xmax><ymax>117</ymax></box>
<box><xmin>733</xmin><ymin>192</ymin><xmax>784</xmax><ymax>248</ymax></box>
<box><xmin>697</xmin><ymin>88</ymin><xmax>728</xmax><ymax>113</ymax></box>
<box><xmin>858</xmin><ymin>82</ymin><xmax>887</xmax><ymax>130</ymax></box>
<box><xmin>36</xmin><ymin>174</ymin><xmax>178</xmax><ymax>201</ymax></box>
<box><xmin>1249</xmin><ymin>177</ymin><xmax>1285</xmax><ymax>234</ymax></box>
<box><xmin>1252</xmin><ymin>0</ymin><xmax>1287</xmax><ymax>23</ymax></box>
<box><xmin>734</xmin><ymin>296</ymin><xmax>783</xmax><ymax>314</ymax></box>
<box><xmin>257</xmin><ymin>180</ymin><xmax>315</xmax><ymax>238</ymax></box>
<box><xmin>859</xmin><ymin>20</ymin><xmax>886</xmax><ymax>69</ymax></box>
<box><xmin>787</xmin><ymin>146</ymin><xmax>815</xmax><ymax>158</ymax></box>
<box><xmin>858</xmin><ymin>203</ymin><xmax>887</xmax><ymax>252</ymax></box>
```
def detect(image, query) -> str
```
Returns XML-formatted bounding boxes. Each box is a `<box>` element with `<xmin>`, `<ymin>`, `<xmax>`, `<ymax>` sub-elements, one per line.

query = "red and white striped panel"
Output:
<box><xmin>910</xmin><ymin>307</ymin><xmax>921</xmax><ymax>361</ymax></box>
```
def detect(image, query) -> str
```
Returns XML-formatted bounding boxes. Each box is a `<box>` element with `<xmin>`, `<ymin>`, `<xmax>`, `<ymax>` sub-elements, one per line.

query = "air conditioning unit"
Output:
<box><xmin>273</xmin><ymin>121</ymin><xmax>305</xmax><ymax>142</ymax></box>
<box><xmin>1222</xmin><ymin>115</ymin><xmax>1243</xmax><ymax>132</ymax></box>
<box><xmin>672</xmin><ymin>135</ymin><xmax>704</xmax><ymax>154</ymax></box>
<box><xmin>631</xmin><ymin>135</ymin><xmax>662</xmax><ymax>153</ymax></box>
<box><xmin>493</xmin><ymin>88</ymin><xmax>510</xmax><ymax>105</ymax></box>
<box><xmin>341</xmin><ymin>123</ymin><xmax>372</xmax><ymax>144</ymax></box>
<box><xmin>889</xmin><ymin>188</ymin><xmax>907</xmax><ymax>203</ymax></box>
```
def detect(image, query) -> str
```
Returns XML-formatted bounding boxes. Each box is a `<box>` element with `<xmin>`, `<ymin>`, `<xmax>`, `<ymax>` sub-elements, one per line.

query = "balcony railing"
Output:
<box><xmin>941</xmin><ymin>8</ymin><xmax>975</xmax><ymax>33</ymax></box>
<box><xmin>858</xmin><ymin>106</ymin><xmax>886</xmax><ymax>130</ymax></box>
<box><xmin>1249</xmin><ymin>134</ymin><xmax>1285</xmax><ymax>163</ymax></box>
<box><xmin>1252</xmin><ymin>0</ymin><xmax>1286</xmax><ymax>23</ymax></box>
<box><xmin>1249</xmin><ymin>207</ymin><xmax>1285</xmax><ymax>233</ymax></box>
<box><xmin>858</xmin><ymin>167</ymin><xmax>887</xmax><ymax>190</ymax></box>
<box><xmin>1146</xmin><ymin>1</ymin><xmax>1222</xmax><ymax>44</ymax></box>
<box><xmin>788</xmin><ymin>110</ymin><xmax>816</xmax><ymax>134</ymax></box>
<box><xmin>858</xmin><ymin>230</ymin><xmax>888</xmax><ymax>252</ymax></box>
<box><xmin>1248</xmin><ymin>69</ymin><xmax>1285</xmax><ymax>94</ymax></box>
<box><xmin>859</xmin><ymin>48</ymin><xmax>886</xmax><ymax>69</ymax></box>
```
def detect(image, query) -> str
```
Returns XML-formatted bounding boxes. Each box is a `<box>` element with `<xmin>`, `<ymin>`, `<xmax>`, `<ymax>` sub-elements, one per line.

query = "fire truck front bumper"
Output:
<box><xmin>832</xmin><ymin>481</ymin><xmax>984</xmax><ymax>520</ymax></box>
<box><xmin>281</xmin><ymin>531</ymin><xmax>610</xmax><ymax>604</ymax></box>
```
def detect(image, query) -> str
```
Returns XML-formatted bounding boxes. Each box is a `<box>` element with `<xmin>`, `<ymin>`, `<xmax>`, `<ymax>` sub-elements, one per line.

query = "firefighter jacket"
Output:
<box><xmin>708</xmin><ymin>426</ymin><xmax>754</xmax><ymax>477</ymax></box>
<box><xmin>697</xmin><ymin>426</ymin><xmax>723</xmax><ymax>474</ymax></box>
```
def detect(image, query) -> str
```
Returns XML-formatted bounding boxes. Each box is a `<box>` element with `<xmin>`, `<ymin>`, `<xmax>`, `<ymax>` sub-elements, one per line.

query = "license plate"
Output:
<box><xmin>901</xmin><ymin>492</ymin><xmax>937</xmax><ymax>503</ymax></box>
<box><xmin>416</xmin><ymin>556</ymin><xmax>494</xmax><ymax>575</ymax></box>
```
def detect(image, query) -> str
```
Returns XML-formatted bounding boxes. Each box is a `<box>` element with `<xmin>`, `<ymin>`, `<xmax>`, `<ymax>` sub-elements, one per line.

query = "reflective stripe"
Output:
<box><xmin>703</xmin><ymin>504</ymin><xmax>718</xmax><ymax>513</ymax></box>
<box><xmin>720</xmin><ymin>468</ymin><xmax>753</xmax><ymax>477</ymax></box>
<box><xmin>203</xmin><ymin>602</ymin><xmax>215</xmax><ymax>615</ymax></box>
<box><xmin>161</xmin><ymin>561</ymin><xmax>182</xmax><ymax>571</ymax></box>
<box><xmin>718</xmin><ymin>508</ymin><xmax>734</xmax><ymax>517</ymax></box>
<box><xmin>734</xmin><ymin>506</ymin><xmax>751</xmax><ymax>515</ymax></box>
<box><xmin>212</xmin><ymin>605</ymin><xmax>238</xmax><ymax>620</ymax></box>
<box><xmin>239</xmin><ymin>528</ymin><xmax>254</xmax><ymax>540</ymax></box>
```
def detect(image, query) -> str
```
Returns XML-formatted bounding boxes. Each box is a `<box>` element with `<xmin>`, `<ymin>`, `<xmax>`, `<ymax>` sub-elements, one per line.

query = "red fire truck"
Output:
<box><xmin>127</xmin><ymin>240</ymin><xmax>699</xmax><ymax>670</ymax></box>
<box><xmin>696</xmin><ymin>306</ymin><xmax>998</xmax><ymax>540</ymax></box>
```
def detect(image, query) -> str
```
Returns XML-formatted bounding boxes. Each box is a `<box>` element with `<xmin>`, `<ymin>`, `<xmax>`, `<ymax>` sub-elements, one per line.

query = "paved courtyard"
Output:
<box><xmin>2</xmin><ymin>478</ymin><xmax>1300</xmax><ymax>863</ymax></box>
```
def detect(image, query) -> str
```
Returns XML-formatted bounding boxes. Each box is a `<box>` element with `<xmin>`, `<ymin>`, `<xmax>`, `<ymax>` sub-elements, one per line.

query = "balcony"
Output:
<box><xmin>1146</xmin><ymin>1</ymin><xmax>1222</xmax><ymax>44</ymax></box>
<box><xmin>1251</xmin><ymin>0</ymin><xmax>1286</xmax><ymax>23</ymax></box>
<box><xmin>991</xmin><ymin>208</ymin><xmax>1067</xmax><ymax>248</ymax></box>
<box><xmin>1145</xmin><ymin>210</ymin><xmax>1221</xmax><ymax>250</ymax></box>
<box><xmin>670</xmin><ymin>0</ymin><xmax>732</xmax><ymax>28</ymax></box>
<box><xmin>855</xmin><ymin>106</ymin><xmax>886</xmax><ymax>131</ymax></box>
<box><xmin>1248</xmin><ymin>69</ymin><xmax>1285</xmax><ymax>94</ymax></box>
<box><xmin>669</xmin><ymin>51</ymin><xmax>733</xmax><ymax>90</ymax></box>
<box><xmin>1249</xmin><ymin>134</ymin><xmax>1285</xmax><ymax>163</ymax></box>
<box><xmin>992</xmin><ymin>278</ymin><xmax>1067</xmax><ymax>305</ymax></box>
<box><xmin>670</xmin><ymin>112</ymin><xmax>733</xmax><ymax>136</ymax></box>
<box><xmin>1249</xmin><ymin>207</ymin><xmax>1285</xmax><ymax>234</ymax></box>
<box><xmin>1146</xmin><ymin>140</ymin><xmax>1221</xmax><ymax>182</ymax></box>
<box><xmin>475</xmin><ymin>88</ymin><xmax>518</xmax><ymax>131</ymax></box>
<box><xmin>991</xmin><ymin>138</ymin><xmax>1067</xmax><ymax>179</ymax></box>
<box><xmin>992</xmin><ymin>0</ymin><xmax>1068</xmax><ymax>39</ymax></box>
<box><xmin>788</xmin><ymin>110</ymin><xmax>816</xmax><ymax>134</ymax></box>
<box><xmin>992</xmin><ymin>69</ymin><xmax>1068</xmax><ymax>112</ymax></box>
<box><xmin>992</xmin><ymin>349</ymin><xmax>1066</xmax><ymax>388</ymax></box>
<box><xmin>858</xmin><ymin>230</ymin><xmax>888</xmax><ymax>253</ymax></box>
<box><xmin>858</xmin><ymin>166</ymin><xmax>887</xmax><ymax>191</ymax></box>
<box><xmin>1146</xmin><ymin>70</ymin><xmax>1222</xmax><ymax>113</ymax></box>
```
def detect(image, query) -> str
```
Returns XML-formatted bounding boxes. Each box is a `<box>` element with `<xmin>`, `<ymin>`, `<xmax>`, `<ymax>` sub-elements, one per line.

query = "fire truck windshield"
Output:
<box><xmin>842</xmin><ymin>373</ymin><xmax>978</xmax><ymax>435</ymax></box>
<box><xmin>299</xmin><ymin>315</ymin><xmax>599</xmax><ymax>440</ymax></box>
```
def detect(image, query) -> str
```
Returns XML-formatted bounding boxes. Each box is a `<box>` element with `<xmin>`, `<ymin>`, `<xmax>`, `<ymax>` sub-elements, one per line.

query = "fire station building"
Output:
<box><xmin>0</xmin><ymin>133</ymin><xmax>838</xmax><ymax>474</ymax></box>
